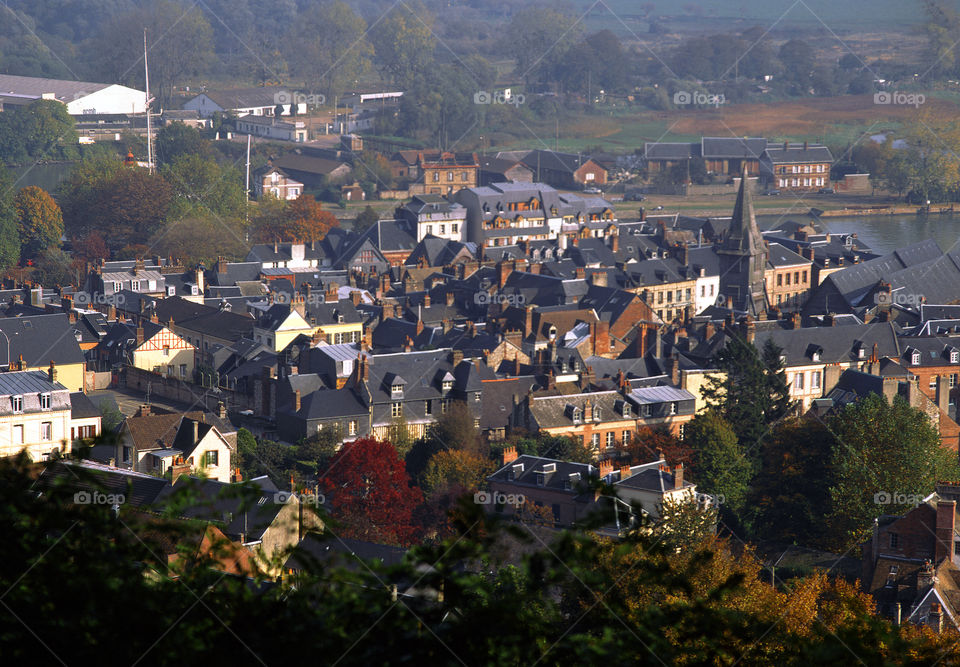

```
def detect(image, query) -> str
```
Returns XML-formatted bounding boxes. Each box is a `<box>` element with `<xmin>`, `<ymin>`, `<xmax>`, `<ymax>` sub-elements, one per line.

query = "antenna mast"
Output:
<box><xmin>144</xmin><ymin>29</ymin><xmax>155</xmax><ymax>174</ymax></box>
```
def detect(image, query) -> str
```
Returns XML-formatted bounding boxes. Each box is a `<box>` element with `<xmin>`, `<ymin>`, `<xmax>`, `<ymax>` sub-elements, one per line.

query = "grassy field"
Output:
<box><xmin>492</xmin><ymin>94</ymin><xmax>960</xmax><ymax>154</ymax></box>
<box><xmin>573</xmin><ymin>0</ymin><xmax>924</xmax><ymax>32</ymax></box>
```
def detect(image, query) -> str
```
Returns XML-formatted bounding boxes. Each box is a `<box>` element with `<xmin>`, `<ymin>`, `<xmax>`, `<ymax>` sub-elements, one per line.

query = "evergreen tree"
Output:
<box><xmin>685</xmin><ymin>410</ymin><xmax>752</xmax><ymax>517</ymax></box>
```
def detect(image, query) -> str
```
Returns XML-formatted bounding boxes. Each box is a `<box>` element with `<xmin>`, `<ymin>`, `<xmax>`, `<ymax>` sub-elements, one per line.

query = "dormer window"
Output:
<box><xmin>594</xmin><ymin>406</ymin><xmax>601</xmax><ymax>421</ymax></box>
<box><xmin>442</xmin><ymin>380</ymin><xmax>453</xmax><ymax>392</ymax></box>
<box><xmin>622</xmin><ymin>404</ymin><xmax>631</xmax><ymax>418</ymax></box>
<box><xmin>39</xmin><ymin>393</ymin><xmax>50</xmax><ymax>410</ymax></box>
<box><xmin>391</xmin><ymin>383</ymin><xmax>404</xmax><ymax>394</ymax></box>
<box><xmin>951</xmin><ymin>350</ymin><xmax>959</xmax><ymax>364</ymax></box>
<box><xmin>911</xmin><ymin>351</ymin><xmax>921</xmax><ymax>366</ymax></box>
<box><xmin>572</xmin><ymin>408</ymin><xmax>581</xmax><ymax>424</ymax></box>
<box><xmin>857</xmin><ymin>346</ymin><xmax>866</xmax><ymax>359</ymax></box>
<box><xmin>11</xmin><ymin>395</ymin><xmax>22</xmax><ymax>413</ymax></box>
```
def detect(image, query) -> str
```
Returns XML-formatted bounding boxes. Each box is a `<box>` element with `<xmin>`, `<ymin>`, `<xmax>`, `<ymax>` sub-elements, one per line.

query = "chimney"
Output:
<box><xmin>666</xmin><ymin>353</ymin><xmax>680</xmax><ymax>386</ymax></box>
<box><xmin>498</xmin><ymin>261</ymin><xmax>511</xmax><ymax>288</ymax></box>
<box><xmin>47</xmin><ymin>361</ymin><xmax>57</xmax><ymax>383</ymax></box>
<box><xmin>936</xmin><ymin>500</ymin><xmax>956</xmax><ymax>563</ymax></box>
<box><xmin>423</xmin><ymin>293</ymin><xmax>431</xmax><ymax>309</ymax></box>
<box><xmin>217</xmin><ymin>402</ymin><xmax>227</xmax><ymax>419</ymax></box>
<box><xmin>192</xmin><ymin>419</ymin><xmax>199</xmax><ymax>445</ymax></box>
<box><xmin>502</xmin><ymin>446</ymin><xmax>518</xmax><ymax>465</ymax></box>
<box><xmin>583</xmin><ymin>401</ymin><xmax>593</xmax><ymax>422</ymax></box>
<box><xmin>170</xmin><ymin>457</ymin><xmax>191</xmax><ymax>484</ymax></box>
<box><xmin>594</xmin><ymin>319</ymin><xmax>611</xmax><ymax>356</ymax></box>
<box><xmin>136</xmin><ymin>404</ymin><xmax>151</xmax><ymax>417</ymax></box>
<box><xmin>136</xmin><ymin>323</ymin><xmax>144</xmax><ymax>345</ymax></box>
<box><xmin>524</xmin><ymin>305</ymin><xmax>534</xmax><ymax>337</ymax></box>
<box><xmin>232</xmin><ymin>467</ymin><xmax>243</xmax><ymax>483</ymax></box>
<box><xmin>590</xmin><ymin>271</ymin><xmax>608</xmax><ymax>287</ymax></box>
<box><xmin>294</xmin><ymin>390</ymin><xmax>301</xmax><ymax>412</ymax></box>
<box><xmin>598</xmin><ymin>460</ymin><xmax>614</xmax><ymax>477</ymax></box>
<box><xmin>704</xmin><ymin>321</ymin><xmax>716</xmax><ymax>340</ymax></box>
<box><xmin>931</xmin><ymin>602</ymin><xmax>944</xmax><ymax>633</ymax></box>
<box><xmin>673</xmin><ymin>463</ymin><xmax>684</xmax><ymax>490</ymax></box>
<box><xmin>446</xmin><ymin>291</ymin><xmax>455</xmax><ymax>307</ymax></box>
<box><xmin>937</xmin><ymin>375</ymin><xmax>950</xmax><ymax>416</ymax></box>
<box><xmin>452</xmin><ymin>349</ymin><xmax>464</xmax><ymax>366</ymax></box>
<box><xmin>574</xmin><ymin>267</ymin><xmax>585</xmax><ymax>280</ymax></box>
<box><xmin>676</xmin><ymin>243</ymin><xmax>689</xmax><ymax>266</ymax></box>
<box><xmin>620</xmin><ymin>464</ymin><xmax>632</xmax><ymax>480</ymax></box>
<box><xmin>790</xmin><ymin>312</ymin><xmax>801</xmax><ymax>329</ymax></box>
<box><xmin>610</xmin><ymin>233</ymin><xmax>619</xmax><ymax>253</ymax></box>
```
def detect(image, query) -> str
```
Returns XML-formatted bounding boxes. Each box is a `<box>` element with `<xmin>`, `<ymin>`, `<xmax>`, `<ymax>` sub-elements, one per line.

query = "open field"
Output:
<box><xmin>499</xmin><ymin>94</ymin><xmax>960</xmax><ymax>154</ymax></box>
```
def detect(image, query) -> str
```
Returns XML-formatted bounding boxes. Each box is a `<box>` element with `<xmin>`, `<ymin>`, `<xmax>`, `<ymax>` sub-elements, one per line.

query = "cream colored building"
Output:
<box><xmin>0</xmin><ymin>370</ymin><xmax>82</xmax><ymax>460</ymax></box>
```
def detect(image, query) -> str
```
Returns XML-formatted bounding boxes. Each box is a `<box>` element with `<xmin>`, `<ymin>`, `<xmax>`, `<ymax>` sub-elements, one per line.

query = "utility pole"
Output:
<box><xmin>144</xmin><ymin>29</ymin><xmax>155</xmax><ymax>174</ymax></box>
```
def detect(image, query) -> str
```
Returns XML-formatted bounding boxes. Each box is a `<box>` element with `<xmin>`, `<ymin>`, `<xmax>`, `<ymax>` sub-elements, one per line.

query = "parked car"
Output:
<box><xmin>818</xmin><ymin>187</ymin><xmax>833</xmax><ymax>194</ymax></box>
<box><xmin>624</xmin><ymin>192</ymin><xmax>645</xmax><ymax>201</ymax></box>
<box><xmin>583</xmin><ymin>187</ymin><xmax>602</xmax><ymax>195</ymax></box>
<box><xmin>766</xmin><ymin>190</ymin><xmax>781</xmax><ymax>196</ymax></box>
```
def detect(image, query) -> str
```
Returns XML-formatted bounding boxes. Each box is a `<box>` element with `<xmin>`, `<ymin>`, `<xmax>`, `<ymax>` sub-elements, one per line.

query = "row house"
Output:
<box><xmin>760</xmin><ymin>142</ymin><xmax>833</xmax><ymax>192</ymax></box>
<box><xmin>525</xmin><ymin>386</ymin><xmax>696</xmax><ymax>458</ymax></box>
<box><xmin>765</xmin><ymin>242</ymin><xmax>814</xmax><ymax>312</ymax></box>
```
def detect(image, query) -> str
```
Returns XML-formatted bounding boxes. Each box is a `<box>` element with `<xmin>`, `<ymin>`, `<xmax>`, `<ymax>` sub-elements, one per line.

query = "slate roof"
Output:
<box><xmin>701</xmin><ymin>137</ymin><xmax>768</xmax><ymax>159</ymax></box>
<box><xmin>0</xmin><ymin>314</ymin><xmax>86</xmax><ymax>367</ymax></box>
<box><xmin>36</xmin><ymin>459</ymin><xmax>169</xmax><ymax>507</ymax></box>
<box><xmin>488</xmin><ymin>454</ymin><xmax>597</xmax><ymax>496</ymax></box>
<box><xmin>0</xmin><ymin>73</ymin><xmax>113</xmax><ymax>101</ymax></box>
<box><xmin>754</xmin><ymin>322</ymin><xmax>900</xmax><ymax>366</ymax></box>
<box><xmin>615</xmin><ymin>465</ymin><xmax>695</xmax><ymax>493</ymax></box>
<box><xmin>70</xmin><ymin>391</ymin><xmax>101</xmax><ymax>419</ymax></box>
<box><xmin>644</xmin><ymin>142</ymin><xmax>697</xmax><ymax>160</ymax></box>
<box><xmin>763</xmin><ymin>143</ymin><xmax>834</xmax><ymax>163</ymax></box>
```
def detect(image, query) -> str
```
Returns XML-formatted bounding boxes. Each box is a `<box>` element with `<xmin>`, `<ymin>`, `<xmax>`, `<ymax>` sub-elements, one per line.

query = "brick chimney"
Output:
<box><xmin>673</xmin><ymin>463</ymin><xmax>684</xmax><ymax>490</ymax></box>
<box><xmin>502</xmin><ymin>446</ymin><xmax>518</xmax><ymax>465</ymax></box>
<box><xmin>936</xmin><ymin>500</ymin><xmax>956</xmax><ymax>563</ymax></box>
<box><xmin>593</xmin><ymin>320</ymin><xmax>611</xmax><ymax>356</ymax></box>
<box><xmin>294</xmin><ymin>390</ymin><xmax>301</xmax><ymax>413</ymax></box>
<box><xmin>170</xmin><ymin>456</ymin><xmax>191</xmax><ymax>484</ymax></box>
<box><xmin>136</xmin><ymin>404</ymin><xmax>151</xmax><ymax>417</ymax></box>
<box><xmin>591</xmin><ymin>271</ymin><xmax>608</xmax><ymax>287</ymax></box>
<box><xmin>666</xmin><ymin>353</ymin><xmax>680</xmax><ymax>386</ymax></box>
<box><xmin>620</xmin><ymin>464</ymin><xmax>632</xmax><ymax>480</ymax></box>
<box><xmin>524</xmin><ymin>305</ymin><xmax>534</xmax><ymax>337</ymax></box>
<box><xmin>583</xmin><ymin>401</ymin><xmax>593</xmax><ymax>421</ymax></box>
<box><xmin>598</xmin><ymin>460</ymin><xmax>614</xmax><ymax>477</ymax></box>
<box><xmin>136</xmin><ymin>323</ymin><xmax>144</xmax><ymax>345</ymax></box>
<box><xmin>423</xmin><ymin>293</ymin><xmax>431</xmax><ymax>309</ymax></box>
<box><xmin>574</xmin><ymin>267</ymin><xmax>585</xmax><ymax>280</ymax></box>
<box><xmin>498</xmin><ymin>261</ymin><xmax>511</xmax><ymax>288</ymax></box>
<box><xmin>217</xmin><ymin>402</ymin><xmax>227</xmax><ymax>419</ymax></box>
<box><xmin>446</xmin><ymin>291</ymin><xmax>455</xmax><ymax>307</ymax></box>
<box><xmin>48</xmin><ymin>361</ymin><xmax>57</xmax><ymax>383</ymax></box>
<box><xmin>610</xmin><ymin>232</ymin><xmax>619</xmax><ymax>253</ymax></box>
<box><xmin>790</xmin><ymin>312</ymin><xmax>801</xmax><ymax>329</ymax></box>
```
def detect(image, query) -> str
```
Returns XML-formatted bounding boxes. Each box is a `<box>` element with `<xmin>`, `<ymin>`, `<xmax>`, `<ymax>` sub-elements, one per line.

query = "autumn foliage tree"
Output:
<box><xmin>251</xmin><ymin>194</ymin><xmax>339</xmax><ymax>242</ymax></box>
<box><xmin>13</xmin><ymin>186</ymin><xmax>63</xmax><ymax>258</ymax></box>
<box><xmin>318</xmin><ymin>437</ymin><xmax>423</xmax><ymax>546</ymax></box>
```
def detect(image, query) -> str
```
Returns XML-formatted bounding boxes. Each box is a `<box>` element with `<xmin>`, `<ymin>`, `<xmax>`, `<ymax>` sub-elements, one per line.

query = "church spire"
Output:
<box><xmin>726</xmin><ymin>166</ymin><xmax>765</xmax><ymax>256</ymax></box>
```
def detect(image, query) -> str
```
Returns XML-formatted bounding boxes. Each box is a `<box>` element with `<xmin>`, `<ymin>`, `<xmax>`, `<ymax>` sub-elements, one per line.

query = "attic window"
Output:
<box><xmin>857</xmin><ymin>346</ymin><xmax>866</xmax><ymax>359</ymax></box>
<box><xmin>594</xmin><ymin>406</ymin><xmax>602</xmax><ymax>421</ymax></box>
<box><xmin>442</xmin><ymin>379</ymin><xmax>453</xmax><ymax>392</ymax></box>
<box><xmin>951</xmin><ymin>350</ymin><xmax>959</xmax><ymax>364</ymax></box>
<box><xmin>622</xmin><ymin>404</ymin><xmax>631</xmax><ymax>418</ymax></box>
<box><xmin>572</xmin><ymin>408</ymin><xmax>582</xmax><ymax>424</ymax></box>
<box><xmin>391</xmin><ymin>383</ymin><xmax>404</xmax><ymax>394</ymax></box>
<box><xmin>911</xmin><ymin>351</ymin><xmax>921</xmax><ymax>366</ymax></box>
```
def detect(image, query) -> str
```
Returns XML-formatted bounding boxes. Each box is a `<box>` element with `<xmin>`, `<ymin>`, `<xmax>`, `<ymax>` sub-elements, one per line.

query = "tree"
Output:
<box><xmin>91</xmin><ymin>0</ymin><xmax>214</xmax><ymax>109</ymax></box>
<box><xmin>318</xmin><ymin>437</ymin><xmax>424</xmax><ymax>546</ymax></box>
<box><xmin>420</xmin><ymin>449</ymin><xmax>493</xmax><ymax>498</ymax></box>
<box><xmin>369</xmin><ymin>1</ymin><xmax>436</xmax><ymax>88</ymax></box>
<box><xmin>426</xmin><ymin>400</ymin><xmax>483</xmax><ymax>457</ymax></box>
<box><xmin>71</xmin><ymin>230</ymin><xmax>109</xmax><ymax>264</ymax></box>
<box><xmin>779</xmin><ymin>39</ymin><xmax>814</xmax><ymax>87</ymax></box>
<box><xmin>286</xmin><ymin>1</ymin><xmax>372</xmax><ymax>98</ymax></box>
<box><xmin>353</xmin><ymin>205</ymin><xmax>379</xmax><ymax>233</ymax></box>
<box><xmin>252</xmin><ymin>194</ymin><xmax>339</xmax><ymax>242</ymax></box>
<box><xmin>98</xmin><ymin>400</ymin><xmax>124</xmax><ymax>432</ymax></box>
<box><xmin>701</xmin><ymin>336</ymin><xmax>794</xmax><ymax>456</ymax></box>
<box><xmin>162</xmin><ymin>154</ymin><xmax>245</xmax><ymax>218</ymax></box>
<box><xmin>618</xmin><ymin>425</ymin><xmax>691</xmax><ymax>467</ymax></box>
<box><xmin>0</xmin><ymin>168</ymin><xmax>21</xmax><ymax>271</ymax></box>
<box><xmin>536</xmin><ymin>434</ymin><xmax>594</xmax><ymax>464</ymax></box>
<box><xmin>149</xmin><ymin>214</ymin><xmax>246</xmax><ymax>266</ymax></box>
<box><xmin>684</xmin><ymin>411</ymin><xmax>752</xmax><ymax>516</ymax></box>
<box><xmin>825</xmin><ymin>393</ymin><xmax>960</xmax><ymax>550</ymax></box>
<box><xmin>506</xmin><ymin>8</ymin><xmax>581</xmax><ymax>85</ymax></box>
<box><xmin>752</xmin><ymin>418</ymin><xmax>834</xmax><ymax>544</ymax></box>
<box><xmin>650</xmin><ymin>495</ymin><xmax>718</xmax><ymax>551</ymax></box>
<box><xmin>32</xmin><ymin>247</ymin><xmax>75</xmax><ymax>287</ymax></box>
<box><xmin>155</xmin><ymin>122</ymin><xmax>211</xmax><ymax>166</ymax></box>
<box><xmin>0</xmin><ymin>99</ymin><xmax>77</xmax><ymax>163</ymax></box>
<box><xmin>13</xmin><ymin>185</ymin><xmax>62</xmax><ymax>258</ymax></box>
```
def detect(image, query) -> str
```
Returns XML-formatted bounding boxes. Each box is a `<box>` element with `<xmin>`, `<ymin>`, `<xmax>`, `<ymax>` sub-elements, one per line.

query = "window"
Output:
<box><xmin>952</xmin><ymin>350</ymin><xmax>960</xmax><ymax>364</ymax></box>
<box><xmin>591</xmin><ymin>433</ymin><xmax>600</xmax><ymax>449</ymax></box>
<box><xmin>122</xmin><ymin>444</ymin><xmax>131</xmax><ymax>462</ymax></box>
<box><xmin>952</xmin><ymin>374</ymin><xmax>958</xmax><ymax>388</ymax></box>
<box><xmin>41</xmin><ymin>422</ymin><xmax>52</xmax><ymax>441</ymax></box>
<box><xmin>162</xmin><ymin>346</ymin><xmax>170</xmax><ymax>357</ymax></box>
<box><xmin>113</xmin><ymin>282</ymin><xmax>122</xmax><ymax>292</ymax></box>
<box><xmin>180</xmin><ymin>364</ymin><xmax>187</xmax><ymax>378</ymax></box>
<box><xmin>912</xmin><ymin>351</ymin><xmax>921</xmax><ymax>365</ymax></box>
<box><xmin>811</xmin><ymin>371</ymin><xmax>822</xmax><ymax>390</ymax></box>
<box><xmin>777</xmin><ymin>274</ymin><xmax>782</xmax><ymax>287</ymax></box>
<box><xmin>641</xmin><ymin>405</ymin><xmax>651</xmax><ymax>418</ymax></box>
<box><xmin>622</xmin><ymin>430</ymin><xmax>631</xmax><ymax>444</ymax></box>
<box><xmin>392</xmin><ymin>402</ymin><xmax>402</xmax><ymax>418</ymax></box>
<box><xmin>930</xmin><ymin>376</ymin><xmax>939</xmax><ymax>390</ymax></box>
<box><xmin>442</xmin><ymin>380</ymin><xmax>453</xmax><ymax>392</ymax></box>
<box><xmin>785</xmin><ymin>273</ymin><xmax>791</xmax><ymax>286</ymax></box>
<box><xmin>802</xmin><ymin>270</ymin><xmax>808</xmax><ymax>284</ymax></box>
<box><xmin>669</xmin><ymin>402</ymin><xmax>678</xmax><ymax>415</ymax></box>
<box><xmin>130</xmin><ymin>280</ymin><xmax>140</xmax><ymax>291</ymax></box>
<box><xmin>39</xmin><ymin>393</ymin><xmax>51</xmax><ymax>409</ymax></box>
<box><xmin>474</xmin><ymin>418</ymin><xmax>480</xmax><ymax>428</ymax></box>
<box><xmin>391</xmin><ymin>383</ymin><xmax>404</xmax><ymax>394</ymax></box>
<box><xmin>13</xmin><ymin>424</ymin><xmax>23</xmax><ymax>444</ymax></box>
<box><xmin>433</xmin><ymin>171</ymin><xmax>440</xmax><ymax>182</ymax></box>
<box><xmin>889</xmin><ymin>533</ymin><xmax>900</xmax><ymax>549</ymax></box>
<box><xmin>348</xmin><ymin>420</ymin><xmax>358</xmax><ymax>436</ymax></box>
<box><xmin>452</xmin><ymin>223</ymin><xmax>458</xmax><ymax>234</ymax></box>
<box><xmin>11</xmin><ymin>395</ymin><xmax>22</xmax><ymax>413</ymax></box>
<box><xmin>461</xmin><ymin>172</ymin><xmax>468</xmax><ymax>182</ymax></box>
<box><xmin>572</xmin><ymin>408</ymin><xmax>581</xmax><ymax>424</ymax></box>
<box><xmin>475</xmin><ymin>392</ymin><xmax>481</xmax><ymax>402</ymax></box>
<box><xmin>794</xmin><ymin>372</ymin><xmax>805</xmax><ymax>390</ymax></box>
<box><xmin>441</xmin><ymin>399</ymin><xmax>451</xmax><ymax>414</ymax></box>
<box><xmin>794</xmin><ymin>271</ymin><xmax>800</xmax><ymax>284</ymax></box>
<box><xmin>606</xmin><ymin>432</ymin><xmax>615</xmax><ymax>449</ymax></box>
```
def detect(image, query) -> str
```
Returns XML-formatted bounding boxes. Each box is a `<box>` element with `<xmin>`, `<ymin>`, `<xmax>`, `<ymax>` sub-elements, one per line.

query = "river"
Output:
<box><xmin>759</xmin><ymin>213</ymin><xmax>960</xmax><ymax>256</ymax></box>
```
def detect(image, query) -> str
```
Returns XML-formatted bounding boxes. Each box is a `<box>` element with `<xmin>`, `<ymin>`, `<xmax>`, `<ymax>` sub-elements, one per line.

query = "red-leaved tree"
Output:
<box><xmin>318</xmin><ymin>437</ymin><xmax>423</xmax><ymax>546</ymax></box>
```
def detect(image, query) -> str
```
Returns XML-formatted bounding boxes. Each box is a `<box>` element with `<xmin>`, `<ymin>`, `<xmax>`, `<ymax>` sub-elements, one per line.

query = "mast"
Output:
<box><xmin>144</xmin><ymin>29</ymin><xmax>155</xmax><ymax>174</ymax></box>
<box><xmin>245</xmin><ymin>133</ymin><xmax>251</xmax><ymax>231</ymax></box>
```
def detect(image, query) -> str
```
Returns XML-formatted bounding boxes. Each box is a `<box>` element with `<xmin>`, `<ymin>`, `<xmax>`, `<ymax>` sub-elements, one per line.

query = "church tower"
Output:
<box><xmin>717</xmin><ymin>168</ymin><xmax>768</xmax><ymax>315</ymax></box>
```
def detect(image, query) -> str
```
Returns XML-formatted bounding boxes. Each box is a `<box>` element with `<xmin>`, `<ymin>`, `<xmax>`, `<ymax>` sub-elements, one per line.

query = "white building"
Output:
<box><xmin>182</xmin><ymin>87</ymin><xmax>306</xmax><ymax>118</ymax></box>
<box><xmin>0</xmin><ymin>73</ymin><xmax>146</xmax><ymax>115</ymax></box>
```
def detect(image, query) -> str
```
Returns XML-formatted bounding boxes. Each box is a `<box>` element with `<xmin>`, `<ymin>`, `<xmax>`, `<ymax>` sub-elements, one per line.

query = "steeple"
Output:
<box><xmin>725</xmin><ymin>166</ymin><xmax>765</xmax><ymax>256</ymax></box>
<box><xmin>717</xmin><ymin>167</ymin><xmax>768</xmax><ymax>316</ymax></box>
